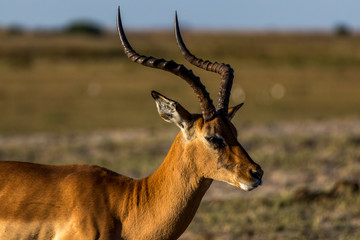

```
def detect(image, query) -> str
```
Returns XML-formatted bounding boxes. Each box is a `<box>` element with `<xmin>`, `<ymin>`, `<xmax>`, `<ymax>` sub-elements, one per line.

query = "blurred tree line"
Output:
<box><xmin>0</xmin><ymin>20</ymin><xmax>357</xmax><ymax>37</ymax></box>
<box><xmin>1</xmin><ymin>20</ymin><xmax>104</xmax><ymax>36</ymax></box>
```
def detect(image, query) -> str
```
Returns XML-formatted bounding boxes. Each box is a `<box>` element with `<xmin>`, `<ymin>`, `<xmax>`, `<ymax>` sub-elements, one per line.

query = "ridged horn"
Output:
<box><xmin>117</xmin><ymin>7</ymin><xmax>216</xmax><ymax>121</ymax></box>
<box><xmin>174</xmin><ymin>12</ymin><xmax>234</xmax><ymax>116</ymax></box>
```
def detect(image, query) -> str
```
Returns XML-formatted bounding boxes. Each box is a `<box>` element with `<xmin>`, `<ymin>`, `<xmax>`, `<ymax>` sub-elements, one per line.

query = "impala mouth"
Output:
<box><xmin>239</xmin><ymin>179</ymin><xmax>263</xmax><ymax>191</ymax></box>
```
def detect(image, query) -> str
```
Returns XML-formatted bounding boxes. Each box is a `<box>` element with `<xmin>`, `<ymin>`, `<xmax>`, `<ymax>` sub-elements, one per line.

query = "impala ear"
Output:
<box><xmin>151</xmin><ymin>91</ymin><xmax>192</xmax><ymax>130</ymax></box>
<box><xmin>228</xmin><ymin>103</ymin><xmax>244</xmax><ymax>120</ymax></box>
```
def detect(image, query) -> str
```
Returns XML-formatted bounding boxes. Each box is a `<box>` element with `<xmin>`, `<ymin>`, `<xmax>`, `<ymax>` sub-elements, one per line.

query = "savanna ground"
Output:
<box><xmin>0</xmin><ymin>29</ymin><xmax>360</xmax><ymax>239</ymax></box>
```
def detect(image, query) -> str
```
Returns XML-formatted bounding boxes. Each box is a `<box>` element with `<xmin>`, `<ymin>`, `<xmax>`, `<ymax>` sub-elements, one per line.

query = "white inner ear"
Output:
<box><xmin>173</xmin><ymin>111</ymin><xmax>187</xmax><ymax>129</ymax></box>
<box><xmin>155</xmin><ymin>100</ymin><xmax>175</xmax><ymax>122</ymax></box>
<box><xmin>155</xmin><ymin>99</ymin><xmax>187</xmax><ymax>130</ymax></box>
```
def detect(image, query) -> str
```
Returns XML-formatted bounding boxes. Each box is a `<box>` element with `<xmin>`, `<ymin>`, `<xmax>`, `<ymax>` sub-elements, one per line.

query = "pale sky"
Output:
<box><xmin>0</xmin><ymin>0</ymin><xmax>359</xmax><ymax>31</ymax></box>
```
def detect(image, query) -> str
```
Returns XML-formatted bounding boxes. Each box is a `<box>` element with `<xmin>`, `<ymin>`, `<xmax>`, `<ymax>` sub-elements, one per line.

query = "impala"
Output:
<box><xmin>0</xmin><ymin>8</ymin><xmax>263</xmax><ymax>240</ymax></box>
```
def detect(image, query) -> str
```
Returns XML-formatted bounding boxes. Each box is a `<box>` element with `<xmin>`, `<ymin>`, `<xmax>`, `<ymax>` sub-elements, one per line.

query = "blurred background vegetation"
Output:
<box><xmin>0</xmin><ymin>21</ymin><xmax>359</xmax><ymax>134</ymax></box>
<box><xmin>0</xmin><ymin>21</ymin><xmax>360</xmax><ymax>239</ymax></box>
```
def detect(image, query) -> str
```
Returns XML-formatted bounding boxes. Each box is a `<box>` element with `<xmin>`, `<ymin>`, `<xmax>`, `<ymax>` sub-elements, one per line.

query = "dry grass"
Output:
<box><xmin>0</xmin><ymin>118</ymin><xmax>359</xmax><ymax>239</ymax></box>
<box><xmin>184</xmin><ymin>186</ymin><xmax>360</xmax><ymax>240</ymax></box>
<box><xmin>0</xmin><ymin>32</ymin><xmax>360</xmax><ymax>133</ymax></box>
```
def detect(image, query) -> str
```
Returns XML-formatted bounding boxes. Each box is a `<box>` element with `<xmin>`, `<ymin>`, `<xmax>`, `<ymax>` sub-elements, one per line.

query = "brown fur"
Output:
<box><xmin>0</xmin><ymin>111</ymin><xmax>262</xmax><ymax>239</ymax></box>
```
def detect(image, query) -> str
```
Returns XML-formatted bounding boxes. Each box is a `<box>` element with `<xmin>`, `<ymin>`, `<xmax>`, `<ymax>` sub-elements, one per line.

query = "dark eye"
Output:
<box><xmin>205</xmin><ymin>136</ymin><xmax>226</xmax><ymax>149</ymax></box>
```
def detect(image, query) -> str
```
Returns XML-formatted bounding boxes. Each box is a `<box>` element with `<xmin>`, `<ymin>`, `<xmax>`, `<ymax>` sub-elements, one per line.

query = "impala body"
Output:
<box><xmin>0</xmin><ymin>8</ymin><xmax>263</xmax><ymax>240</ymax></box>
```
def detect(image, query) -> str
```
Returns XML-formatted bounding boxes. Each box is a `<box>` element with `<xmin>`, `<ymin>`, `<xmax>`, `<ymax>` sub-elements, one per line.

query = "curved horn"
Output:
<box><xmin>175</xmin><ymin>12</ymin><xmax>234</xmax><ymax>116</ymax></box>
<box><xmin>117</xmin><ymin>7</ymin><xmax>216</xmax><ymax>121</ymax></box>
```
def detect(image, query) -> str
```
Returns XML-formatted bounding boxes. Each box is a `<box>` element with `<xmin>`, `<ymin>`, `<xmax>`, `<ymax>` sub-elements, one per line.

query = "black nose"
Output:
<box><xmin>250</xmin><ymin>168</ymin><xmax>263</xmax><ymax>180</ymax></box>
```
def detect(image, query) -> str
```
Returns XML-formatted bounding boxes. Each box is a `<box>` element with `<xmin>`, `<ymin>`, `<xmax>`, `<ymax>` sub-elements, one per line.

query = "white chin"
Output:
<box><xmin>239</xmin><ymin>182</ymin><xmax>255</xmax><ymax>191</ymax></box>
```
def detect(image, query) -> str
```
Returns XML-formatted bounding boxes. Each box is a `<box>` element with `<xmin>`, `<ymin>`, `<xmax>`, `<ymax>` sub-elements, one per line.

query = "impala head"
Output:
<box><xmin>117</xmin><ymin>8</ymin><xmax>263</xmax><ymax>191</ymax></box>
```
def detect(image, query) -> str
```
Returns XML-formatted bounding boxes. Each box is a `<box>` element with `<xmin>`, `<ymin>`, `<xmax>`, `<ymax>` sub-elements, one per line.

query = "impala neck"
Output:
<box><xmin>122</xmin><ymin>131</ymin><xmax>212</xmax><ymax>239</ymax></box>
